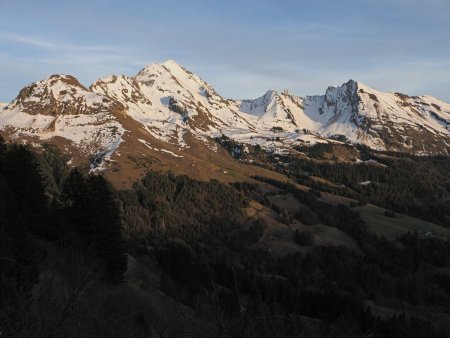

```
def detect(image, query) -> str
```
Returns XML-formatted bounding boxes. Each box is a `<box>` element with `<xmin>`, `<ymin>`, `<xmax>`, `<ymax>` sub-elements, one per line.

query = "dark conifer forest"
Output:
<box><xmin>1</xmin><ymin>138</ymin><xmax>450</xmax><ymax>337</ymax></box>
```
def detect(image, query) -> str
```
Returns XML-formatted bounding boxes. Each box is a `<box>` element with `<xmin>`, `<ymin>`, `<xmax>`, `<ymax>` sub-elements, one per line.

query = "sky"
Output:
<box><xmin>0</xmin><ymin>0</ymin><xmax>449</xmax><ymax>102</ymax></box>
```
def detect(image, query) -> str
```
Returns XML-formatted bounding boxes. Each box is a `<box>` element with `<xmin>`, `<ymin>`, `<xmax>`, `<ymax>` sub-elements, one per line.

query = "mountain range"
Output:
<box><xmin>1</xmin><ymin>59</ymin><xmax>449</xmax><ymax>185</ymax></box>
<box><xmin>2</xmin><ymin>60</ymin><xmax>450</xmax><ymax>338</ymax></box>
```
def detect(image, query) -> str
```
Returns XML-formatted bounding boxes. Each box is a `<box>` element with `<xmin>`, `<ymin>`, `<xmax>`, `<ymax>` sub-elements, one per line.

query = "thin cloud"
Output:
<box><xmin>0</xmin><ymin>32</ymin><xmax>114</xmax><ymax>52</ymax></box>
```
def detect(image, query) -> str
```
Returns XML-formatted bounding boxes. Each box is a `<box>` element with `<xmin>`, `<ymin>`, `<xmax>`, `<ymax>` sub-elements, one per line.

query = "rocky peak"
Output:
<box><xmin>90</xmin><ymin>75</ymin><xmax>152</xmax><ymax>108</ymax></box>
<box><xmin>8</xmin><ymin>74</ymin><xmax>122</xmax><ymax>116</ymax></box>
<box><xmin>161</xmin><ymin>59</ymin><xmax>190</xmax><ymax>75</ymax></box>
<box><xmin>239</xmin><ymin>89</ymin><xmax>279</xmax><ymax>116</ymax></box>
<box><xmin>321</xmin><ymin>79</ymin><xmax>361</xmax><ymax>119</ymax></box>
<box><xmin>135</xmin><ymin>60</ymin><xmax>220</xmax><ymax>101</ymax></box>
<box><xmin>324</xmin><ymin>80</ymin><xmax>358</xmax><ymax>102</ymax></box>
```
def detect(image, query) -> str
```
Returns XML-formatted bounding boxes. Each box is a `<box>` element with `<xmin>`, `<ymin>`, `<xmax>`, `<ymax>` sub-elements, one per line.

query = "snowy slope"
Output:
<box><xmin>304</xmin><ymin>80</ymin><xmax>450</xmax><ymax>152</ymax></box>
<box><xmin>0</xmin><ymin>60</ymin><xmax>449</xmax><ymax>161</ymax></box>
<box><xmin>0</xmin><ymin>75</ymin><xmax>125</xmax><ymax>156</ymax></box>
<box><xmin>239</xmin><ymin>89</ymin><xmax>318</xmax><ymax>131</ymax></box>
<box><xmin>92</xmin><ymin>60</ymin><xmax>258</xmax><ymax>148</ymax></box>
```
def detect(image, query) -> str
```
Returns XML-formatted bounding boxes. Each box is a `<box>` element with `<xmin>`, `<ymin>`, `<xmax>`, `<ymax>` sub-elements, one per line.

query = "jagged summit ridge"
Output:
<box><xmin>1</xmin><ymin>59</ymin><xmax>449</xmax><ymax>159</ymax></box>
<box><xmin>8</xmin><ymin>74</ymin><xmax>122</xmax><ymax>116</ymax></box>
<box><xmin>0</xmin><ymin>73</ymin><xmax>125</xmax><ymax>157</ymax></box>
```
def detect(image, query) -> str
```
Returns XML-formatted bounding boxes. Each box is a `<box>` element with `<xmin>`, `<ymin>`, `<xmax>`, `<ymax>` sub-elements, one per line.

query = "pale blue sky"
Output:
<box><xmin>1</xmin><ymin>0</ymin><xmax>449</xmax><ymax>102</ymax></box>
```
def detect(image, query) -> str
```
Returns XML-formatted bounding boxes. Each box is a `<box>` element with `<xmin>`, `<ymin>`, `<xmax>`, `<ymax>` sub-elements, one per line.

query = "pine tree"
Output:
<box><xmin>63</xmin><ymin>170</ymin><xmax>127</xmax><ymax>283</ymax></box>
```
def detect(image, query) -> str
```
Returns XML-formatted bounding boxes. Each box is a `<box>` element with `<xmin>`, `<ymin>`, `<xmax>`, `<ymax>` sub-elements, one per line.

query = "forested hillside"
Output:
<box><xmin>1</xmin><ymin>139</ymin><xmax>450</xmax><ymax>337</ymax></box>
<box><xmin>221</xmin><ymin>139</ymin><xmax>450</xmax><ymax>228</ymax></box>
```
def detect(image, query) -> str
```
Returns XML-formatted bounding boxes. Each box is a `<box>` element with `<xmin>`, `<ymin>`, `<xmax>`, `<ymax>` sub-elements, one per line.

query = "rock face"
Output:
<box><xmin>91</xmin><ymin>60</ymin><xmax>256</xmax><ymax>147</ymax></box>
<box><xmin>305</xmin><ymin>80</ymin><xmax>450</xmax><ymax>153</ymax></box>
<box><xmin>10</xmin><ymin>74</ymin><xmax>123</xmax><ymax>116</ymax></box>
<box><xmin>0</xmin><ymin>74</ymin><xmax>125</xmax><ymax>157</ymax></box>
<box><xmin>0</xmin><ymin>60</ymin><xmax>449</xmax><ymax>171</ymax></box>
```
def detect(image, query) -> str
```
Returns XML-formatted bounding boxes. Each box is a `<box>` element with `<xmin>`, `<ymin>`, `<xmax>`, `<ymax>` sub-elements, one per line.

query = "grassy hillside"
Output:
<box><xmin>357</xmin><ymin>204</ymin><xmax>450</xmax><ymax>240</ymax></box>
<box><xmin>2</xmin><ymin>139</ymin><xmax>450</xmax><ymax>337</ymax></box>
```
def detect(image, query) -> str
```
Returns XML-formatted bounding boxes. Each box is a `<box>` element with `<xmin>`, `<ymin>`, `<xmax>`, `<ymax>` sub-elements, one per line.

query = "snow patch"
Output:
<box><xmin>138</xmin><ymin>139</ymin><xmax>183</xmax><ymax>158</ymax></box>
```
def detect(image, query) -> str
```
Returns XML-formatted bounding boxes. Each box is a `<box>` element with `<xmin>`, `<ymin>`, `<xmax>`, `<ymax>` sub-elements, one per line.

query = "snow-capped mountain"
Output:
<box><xmin>238</xmin><ymin>79</ymin><xmax>450</xmax><ymax>153</ymax></box>
<box><xmin>0</xmin><ymin>74</ymin><xmax>125</xmax><ymax>157</ymax></box>
<box><xmin>0</xmin><ymin>59</ymin><xmax>449</xmax><ymax>179</ymax></box>
<box><xmin>91</xmin><ymin>60</ymin><xmax>255</xmax><ymax>148</ymax></box>
<box><xmin>305</xmin><ymin>80</ymin><xmax>450</xmax><ymax>153</ymax></box>
<box><xmin>239</xmin><ymin>89</ymin><xmax>317</xmax><ymax>131</ymax></box>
